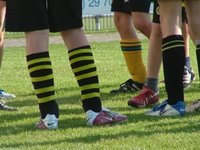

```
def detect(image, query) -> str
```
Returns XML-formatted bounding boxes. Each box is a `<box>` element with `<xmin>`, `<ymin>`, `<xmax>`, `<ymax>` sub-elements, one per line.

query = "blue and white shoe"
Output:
<box><xmin>0</xmin><ymin>90</ymin><xmax>16</xmax><ymax>99</ymax></box>
<box><xmin>145</xmin><ymin>100</ymin><xmax>185</xmax><ymax>116</ymax></box>
<box><xmin>0</xmin><ymin>101</ymin><xmax>18</xmax><ymax>111</ymax></box>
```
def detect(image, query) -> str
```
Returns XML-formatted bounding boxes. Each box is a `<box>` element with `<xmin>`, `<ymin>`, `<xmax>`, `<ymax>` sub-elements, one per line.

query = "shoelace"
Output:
<box><xmin>134</xmin><ymin>88</ymin><xmax>153</xmax><ymax>99</ymax></box>
<box><xmin>121</xmin><ymin>80</ymin><xmax>139</xmax><ymax>91</ymax></box>
<box><xmin>120</xmin><ymin>79</ymin><xmax>132</xmax><ymax>88</ymax></box>
<box><xmin>191</xmin><ymin>100</ymin><xmax>200</xmax><ymax>111</ymax></box>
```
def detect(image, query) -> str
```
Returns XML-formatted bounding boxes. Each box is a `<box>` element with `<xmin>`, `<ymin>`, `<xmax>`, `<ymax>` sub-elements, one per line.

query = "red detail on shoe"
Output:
<box><xmin>92</xmin><ymin>111</ymin><xmax>127</xmax><ymax>125</ymax></box>
<box><xmin>36</xmin><ymin>119</ymin><xmax>48</xmax><ymax>129</ymax></box>
<box><xmin>92</xmin><ymin>111</ymin><xmax>113</xmax><ymax>126</ymax></box>
<box><xmin>128</xmin><ymin>86</ymin><xmax>159</xmax><ymax>108</ymax></box>
<box><xmin>102</xmin><ymin>109</ymin><xmax>127</xmax><ymax>123</ymax></box>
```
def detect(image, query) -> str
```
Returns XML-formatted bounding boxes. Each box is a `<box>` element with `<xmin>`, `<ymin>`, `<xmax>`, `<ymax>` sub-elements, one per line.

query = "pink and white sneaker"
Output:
<box><xmin>86</xmin><ymin>108</ymin><xmax>127</xmax><ymax>126</ymax></box>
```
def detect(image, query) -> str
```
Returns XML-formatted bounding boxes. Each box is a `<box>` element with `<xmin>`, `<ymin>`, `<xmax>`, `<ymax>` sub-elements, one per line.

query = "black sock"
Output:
<box><xmin>39</xmin><ymin>100</ymin><xmax>59</xmax><ymax>119</ymax></box>
<box><xmin>196</xmin><ymin>44</ymin><xmax>200</xmax><ymax>79</ymax></box>
<box><xmin>82</xmin><ymin>98</ymin><xmax>102</xmax><ymax>113</ymax></box>
<box><xmin>162</xmin><ymin>35</ymin><xmax>185</xmax><ymax>105</ymax></box>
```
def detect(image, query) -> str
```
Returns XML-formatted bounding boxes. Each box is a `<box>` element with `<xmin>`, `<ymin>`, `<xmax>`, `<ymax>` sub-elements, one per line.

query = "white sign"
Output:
<box><xmin>82</xmin><ymin>0</ymin><xmax>112</xmax><ymax>16</ymax></box>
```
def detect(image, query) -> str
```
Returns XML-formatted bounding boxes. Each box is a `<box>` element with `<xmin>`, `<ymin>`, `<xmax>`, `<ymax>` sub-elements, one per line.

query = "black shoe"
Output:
<box><xmin>110</xmin><ymin>79</ymin><xmax>144</xmax><ymax>94</ymax></box>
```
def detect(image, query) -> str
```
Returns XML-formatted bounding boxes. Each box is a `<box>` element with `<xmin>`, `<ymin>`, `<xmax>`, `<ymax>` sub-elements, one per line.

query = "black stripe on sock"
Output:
<box><xmin>78</xmin><ymin>76</ymin><xmax>99</xmax><ymax>87</ymax></box>
<box><xmin>71</xmin><ymin>60</ymin><xmax>94</xmax><ymax>69</ymax></box>
<box><xmin>37</xmin><ymin>91</ymin><xmax>55</xmax><ymax>99</ymax></box>
<box><xmin>26</xmin><ymin>51</ymin><xmax>49</xmax><ymax>61</ymax></box>
<box><xmin>30</xmin><ymin>69</ymin><xmax>52</xmax><ymax>77</ymax></box>
<box><xmin>74</xmin><ymin>67</ymin><xmax>96</xmax><ymax>76</ymax></box>
<box><xmin>81</xmin><ymin>88</ymin><xmax>100</xmax><ymax>95</ymax></box>
<box><xmin>69</xmin><ymin>45</ymin><xmax>91</xmax><ymax>53</ymax></box>
<box><xmin>69</xmin><ymin>52</ymin><xmax>93</xmax><ymax>61</ymax></box>
<box><xmin>28</xmin><ymin>61</ymin><xmax>51</xmax><ymax>69</ymax></box>
<box><xmin>33</xmin><ymin>79</ymin><xmax>54</xmax><ymax>89</ymax></box>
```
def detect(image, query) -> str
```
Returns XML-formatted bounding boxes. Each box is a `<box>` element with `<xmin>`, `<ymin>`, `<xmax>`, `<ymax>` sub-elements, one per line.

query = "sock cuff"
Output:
<box><xmin>162</xmin><ymin>35</ymin><xmax>184</xmax><ymax>52</ymax></box>
<box><xmin>120</xmin><ymin>39</ymin><xmax>141</xmax><ymax>44</ymax></box>
<box><xmin>69</xmin><ymin>45</ymin><xmax>91</xmax><ymax>53</ymax></box>
<box><xmin>120</xmin><ymin>39</ymin><xmax>142</xmax><ymax>52</ymax></box>
<box><xmin>162</xmin><ymin>35</ymin><xmax>184</xmax><ymax>44</ymax></box>
<box><xmin>26</xmin><ymin>51</ymin><xmax>49</xmax><ymax>61</ymax></box>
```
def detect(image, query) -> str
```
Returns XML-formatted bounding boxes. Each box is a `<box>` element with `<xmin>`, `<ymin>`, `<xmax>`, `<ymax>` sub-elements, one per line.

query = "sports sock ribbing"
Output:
<box><xmin>146</xmin><ymin>78</ymin><xmax>158</xmax><ymax>92</ymax></box>
<box><xmin>162</xmin><ymin>35</ymin><xmax>185</xmax><ymax>105</ymax></box>
<box><xmin>26</xmin><ymin>51</ymin><xmax>59</xmax><ymax>119</ymax></box>
<box><xmin>120</xmin><ymin>39</ymin><xmax>146</xmax><ymax>83</ymax></box>
<box><xmin>68</xmin><ymin>46</ymin><xmax>101</xmax><ymax>113</ymax></box>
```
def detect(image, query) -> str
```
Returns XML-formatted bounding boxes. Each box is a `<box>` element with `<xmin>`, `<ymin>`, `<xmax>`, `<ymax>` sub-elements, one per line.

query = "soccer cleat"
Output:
<box><xmin>86</xmin><ymin>108</ymin><xmax>127</xmax><ymax>126</ymax></box>
<box><xmin>128</xmin><ymin>86</ymin><xmax>159</xmax><ymax>108</ymax></box>
<box><xmin>190</xmin><ymin>68</ymin><xmax>196</xmax><ymax>82</ymax></box>
<box><xmin>36</xmin><ymin>114</ymin><xmax>58</xmax><ymax>130</ymax></box>
<box><xmin>0</xmin><ymin>101</ymin><xmax>18</xmax><ymax>111</ymax></box>
<box><xmin>160</xmin><ymin>66</ymin><xmax>195</xmax><ymax>89</ymax></box>
<box><xmin>145</xmin><ymin>100</ymin><xmax>185</xmax><ymax>116</ymax></box>
<box><xmin>110</xmin><ymin>79</ymin><xmax>144</xmax><ymax>94</ymax></box>
<box><xmin>183</xmin><ymin>66</ymin><xmax>195</xmax><ymax>89</ymax></box>
<box><xmin>0</xmin><ymin>90</ymin><xmax>16</xmax><ymax>99</ymax></box>
<box><xmin>186</xmin><ymin>99</ymin><xmax>200</xmax><ymax>113</ymax></box>
<box><xmin>102</xmin><ymin>107</ymin><xmax>128</xmax><ymax>123</ymax></box>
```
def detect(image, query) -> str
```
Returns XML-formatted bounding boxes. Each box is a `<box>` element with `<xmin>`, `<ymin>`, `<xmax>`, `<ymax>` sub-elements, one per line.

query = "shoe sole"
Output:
<box><xmin>128</xmin><ymin>101</ymin><xmax>159</xmax><ymax>108</ymax></box>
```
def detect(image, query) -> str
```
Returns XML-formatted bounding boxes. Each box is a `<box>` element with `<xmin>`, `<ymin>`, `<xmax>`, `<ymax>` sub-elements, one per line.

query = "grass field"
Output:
<box><xmin>0</xmin><ymin>38</ymin><xmax>200</xmax><ymax>150</ymax></box>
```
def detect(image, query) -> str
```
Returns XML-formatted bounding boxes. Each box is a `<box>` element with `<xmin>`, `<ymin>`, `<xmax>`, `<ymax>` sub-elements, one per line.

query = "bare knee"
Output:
<box><xmin>133</xmin><ymin>19</ymin><xmax>152</xmax><ymax>38</ymax></box>
<box><xmin>114</xmin><ymin>12</ymin><xmax>134</xmax><ymax>35</ymax></box>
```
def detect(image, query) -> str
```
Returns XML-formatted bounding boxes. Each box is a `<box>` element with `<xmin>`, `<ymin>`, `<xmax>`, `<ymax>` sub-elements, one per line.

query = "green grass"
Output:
<box><xmin>0</xmin><ymin>39</ymin><xmax>200</xmax><ymax>150</ymax></box>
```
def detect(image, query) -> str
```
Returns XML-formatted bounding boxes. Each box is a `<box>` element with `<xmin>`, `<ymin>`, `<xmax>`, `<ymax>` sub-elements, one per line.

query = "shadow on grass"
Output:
<box><xmin>1</xmin><ymin>81</ymin><xmax>200</xmax><ymax>148</ymax></box>
<box><xmin>1</xmin><ymin>102</ymin><xmax>200</xmax><ymax>134</ymax></box>
<box><xmin>1</xmin><ymin>112</ymin><xmax>200</xmax><ymax>149</ymax></box>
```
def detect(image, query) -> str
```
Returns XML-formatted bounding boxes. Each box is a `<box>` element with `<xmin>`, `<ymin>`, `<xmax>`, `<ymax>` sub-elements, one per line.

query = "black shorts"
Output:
<box><xmin>5</xmin><ymin>0</ymin><xmax>83</xmax><ymax>32</ymax></box>
<box><xmin>111</xmin><ymin>0</ymin><xmax>151</xmax><ymax>14</ymax></box>
<box><xmin>152</xmin><ymin>0</ymin><xmax>188</xmax><ymax>24</ymax></box>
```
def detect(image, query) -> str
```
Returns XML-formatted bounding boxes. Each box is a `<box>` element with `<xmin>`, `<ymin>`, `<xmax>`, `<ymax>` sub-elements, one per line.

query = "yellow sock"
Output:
<box><xmin>121</xmin><ymin>39</ymin><xmax>146</xmax><ymax>83</ymax></box>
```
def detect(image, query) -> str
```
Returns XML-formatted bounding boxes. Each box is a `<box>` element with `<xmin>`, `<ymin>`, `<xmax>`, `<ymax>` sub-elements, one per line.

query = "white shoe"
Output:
<box><xmin>145</xmin><ymin>100</ymin><xmax>185</xmax><ymax>116</ymax></box>
<box><xmin>183</xmin><ymin>66</ymin><xmax>195</xmax><ymax>89</ymax></box>
<box><xmin>186</xmin><ymin>99</ymin><xmax>200</xmax><ymax>113</ymax></box>
<box><xmin>36</xmin><ymin>114</ymin><xmax>58</xmax><ymax>130</ymax></box>
<box><xmin>0</xmin><ymin>90</ymin><xmax>16</xmax><ymax>99</ymax></box>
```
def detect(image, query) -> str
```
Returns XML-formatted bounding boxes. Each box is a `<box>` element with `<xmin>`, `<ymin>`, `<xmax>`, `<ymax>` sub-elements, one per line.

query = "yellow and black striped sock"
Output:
<box><xmin>162</xmin><ymin>35</ymin><xmax>185</xmax><ymax>105</ymax></box>
<box><xmin>26</xmin><ymin>51</ymin><xmax>58</xmax><ymax>118</ymax></box>
<box><xmin>68</xmin><ymin>46</ymin><xmax>101</xmax><ymax>112</ymax></box>
<box><xmin>120</xmin><ymin>39</ymin><xmax>146</xmax><ymax>84</ymax></box>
